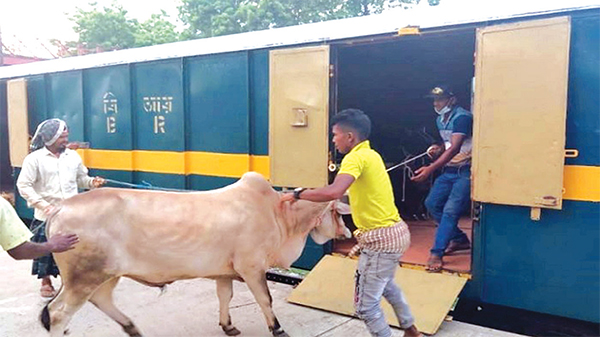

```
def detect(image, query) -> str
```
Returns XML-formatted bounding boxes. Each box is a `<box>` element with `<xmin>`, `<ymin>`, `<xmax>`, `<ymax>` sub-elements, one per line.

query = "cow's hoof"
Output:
<box><xmin>273</xmin><ymin>330</ymin><xmax>289</xmax><ymax>337</ymax></box>
<box><xmin>222</xmin><ymin>326</ymin><xmax>241</xmax><ymax>336</ymax></box>
<box><xmin>122</xmin><ymin>323</ymin><xmax>142</xmax><ymax>337</ymax></box>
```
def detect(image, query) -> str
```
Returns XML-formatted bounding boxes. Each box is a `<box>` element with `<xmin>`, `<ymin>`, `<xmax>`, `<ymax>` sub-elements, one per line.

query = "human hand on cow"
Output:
<box><xmin>92</xmin><ymin>176</ymin><xmax>106</xmax><ymax>188</ymax></box>
<box><xmin>47</xmin><ymin>233</ymin><xmax>79</xmax><ymax>253</ymax></box>
<box><xmin>411</xmin><ymin>165</ymin><xmax>434</xmax><ymax>183</ymax></box>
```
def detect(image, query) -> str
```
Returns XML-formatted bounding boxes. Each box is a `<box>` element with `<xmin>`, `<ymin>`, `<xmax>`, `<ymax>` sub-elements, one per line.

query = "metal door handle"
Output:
<box><xmin>291</xmin><ymin>108</ymin><xmax>308</xmax><ymax>127</ymax></box>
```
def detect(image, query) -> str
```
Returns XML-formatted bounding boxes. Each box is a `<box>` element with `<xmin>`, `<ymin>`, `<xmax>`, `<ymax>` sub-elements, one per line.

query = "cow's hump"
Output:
<box><xmin>239</xmin><ymin>172</ymin><xmax>275</xmax><ymax>195</ymax></box>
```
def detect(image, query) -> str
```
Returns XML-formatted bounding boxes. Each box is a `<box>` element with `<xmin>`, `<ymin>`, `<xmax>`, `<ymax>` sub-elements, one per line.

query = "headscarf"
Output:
<box><xmin>30</xmin><ymin>119</ymin><xmax>67</xmax><ymax>152</ymax></box>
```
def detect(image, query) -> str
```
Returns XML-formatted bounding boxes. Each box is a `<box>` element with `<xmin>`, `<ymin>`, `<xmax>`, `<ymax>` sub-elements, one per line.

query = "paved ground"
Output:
<box><xmin>0</xmin><ymin>252</ymin><xmax>528</xmax><ymax>337</ymax></box>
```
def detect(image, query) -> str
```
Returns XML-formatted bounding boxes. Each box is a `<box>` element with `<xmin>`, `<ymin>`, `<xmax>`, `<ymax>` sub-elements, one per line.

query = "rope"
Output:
<box><xmin>29</xmin><ymin>179</ymin><xmax>190</xmax><ymax>235</ymax></box>
<box><xmin>104</xmin><ymin>178</ymin><xmax>191</xmax><ymax>192</ymax></box>
<box><xmin>401</xmin><ymin>165</ymin><xmax>416</xmax><ymax>203</ymax></box>
<box><xmin>30</xmin><ymin>221</ymin><xmax>46</xmax><ymax>235</ymax></box>
<box><xmin>386</xmin><ymin>151</ymin><xmax>430</xmax><ymax>173</ymax></box>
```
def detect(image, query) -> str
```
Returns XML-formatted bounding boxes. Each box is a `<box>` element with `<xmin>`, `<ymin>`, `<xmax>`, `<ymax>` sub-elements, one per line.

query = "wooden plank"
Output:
<box><xmin>287</xmin><ymin>255</ymin><xmax>467</xmax><ymax>335</ymax></box>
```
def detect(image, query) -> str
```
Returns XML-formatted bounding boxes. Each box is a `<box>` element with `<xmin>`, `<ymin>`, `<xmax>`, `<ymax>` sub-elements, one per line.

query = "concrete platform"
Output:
<box><xmin>0</xmin><ymin>252</ymin><xmax>527</xmax><ymax>337</ymax></box>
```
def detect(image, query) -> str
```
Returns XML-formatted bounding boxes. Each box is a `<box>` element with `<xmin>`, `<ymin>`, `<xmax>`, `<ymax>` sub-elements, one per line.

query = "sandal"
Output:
<box><xmin>403</xmin><ymin>325</ymin><xmax>423</xmax><ymax>337</ymax></box>
<box><xmin>426</xmin><ymin>255</ymin><xmax>443</xmax><ymax>273</ymax></box>
<box><xmin>40</xmin><ymin>284</ymin><xmax>56</xmax><ymax>298</ymax></box>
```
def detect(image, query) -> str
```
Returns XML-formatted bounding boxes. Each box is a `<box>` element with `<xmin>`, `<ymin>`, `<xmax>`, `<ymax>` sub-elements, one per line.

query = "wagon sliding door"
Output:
<box><xmin>269</xmin><ymin>46</ymin><xmax>330</xmax><ymax>188</ymax></box>
<box><xmin>472</xmin><ymin>17</ymin><xmax>571</xmax><ymax>215</ymax></box>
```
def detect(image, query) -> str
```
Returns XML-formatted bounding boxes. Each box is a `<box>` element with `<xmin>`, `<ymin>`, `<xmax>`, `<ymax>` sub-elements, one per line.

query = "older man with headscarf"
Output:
<box><xmin>17</xmin><ymin>118</ymin><xmax>105</xmax><ymax>297</ymax></box>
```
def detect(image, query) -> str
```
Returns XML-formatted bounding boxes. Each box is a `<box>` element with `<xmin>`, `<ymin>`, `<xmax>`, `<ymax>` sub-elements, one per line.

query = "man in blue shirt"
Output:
<box><xmin>411</xmin><ymin>85</ymin><xmax>472</xmax><ymax>272</ymax></box>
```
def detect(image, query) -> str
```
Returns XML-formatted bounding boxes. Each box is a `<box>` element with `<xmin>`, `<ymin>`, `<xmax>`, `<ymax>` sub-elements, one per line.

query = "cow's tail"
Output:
<box><xmin>39</xmin><ymin>203</ymin><xmax>68</xmax><ymax>332</ymax></box>
<box><xmin>44</xmin><ymin>204</ymin><xmax>64</xmax><ymax>237</ymax></box>
<box><xmin>40</xmin><ymin>303</ymin><xmax>50</xmax><ymax>331</ymax></box>
<box><xmin>40</xmin><ymin>282</ymin><xmax>63</xmax><ymax>331</ymax></box>
<box><xmin>40</xmin><ymin>207</ymin><xmax>64</xmax><ymax>333</ymax></box>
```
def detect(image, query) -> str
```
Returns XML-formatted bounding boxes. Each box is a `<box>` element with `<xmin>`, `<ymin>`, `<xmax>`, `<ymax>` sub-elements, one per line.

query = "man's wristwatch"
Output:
<box><xmin>293</xmin><ymin>187</ymin><xmax>307</xmax><ymax>200</ymax></box>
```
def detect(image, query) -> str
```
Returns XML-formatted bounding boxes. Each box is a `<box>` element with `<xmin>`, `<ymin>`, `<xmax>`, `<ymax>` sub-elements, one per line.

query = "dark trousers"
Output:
<box><xmin>29</xmin><ymin>219</ymin><xmax>59</xmax><ymax>279</ymax></box>
<box><xmin>424</xmin><ymin>167</ymin><xmax>471</xmax><ymax>257</ymax></box>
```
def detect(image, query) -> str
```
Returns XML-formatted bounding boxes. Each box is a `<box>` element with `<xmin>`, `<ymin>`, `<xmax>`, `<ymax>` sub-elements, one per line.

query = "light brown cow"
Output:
<box><xmin>41</xmin><ymin>172</ymin><xmax>351</xmax><ymax>337</ymax></box>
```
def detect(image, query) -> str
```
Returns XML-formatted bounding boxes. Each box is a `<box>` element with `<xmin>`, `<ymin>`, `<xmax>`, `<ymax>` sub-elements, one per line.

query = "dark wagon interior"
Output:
<box><xmin>331</xmin><ymin>27</ymin><xmax>477</xmax><ymax>273</ymax></box>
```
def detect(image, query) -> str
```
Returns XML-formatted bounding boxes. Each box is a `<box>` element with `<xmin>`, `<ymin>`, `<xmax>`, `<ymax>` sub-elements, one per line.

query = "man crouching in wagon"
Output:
<box><xmin>282</xmin><ymin>109</ymin><xmax>422</xmax><ymax>337</ymax></box>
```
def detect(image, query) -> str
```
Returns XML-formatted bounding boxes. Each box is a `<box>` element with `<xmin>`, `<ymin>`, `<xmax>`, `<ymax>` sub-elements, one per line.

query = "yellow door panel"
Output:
<box><xmin>472</xmin><ymin>17</ymin><xmax>571</xmax><ymax>209</ymax></box>
<box><xmin>269</xmin><ymin>46</ymin><xmax>330</xmax><ymax>188</ymax></box>
<box><xmin>287</xmin><ymin>255</ymin><xmax>467</xmax><ymax>335</ymax></box>
<box><xmin>7</xmin><ymin>79</ymin><xmax>29</xmax><ymax>168</ymax></box>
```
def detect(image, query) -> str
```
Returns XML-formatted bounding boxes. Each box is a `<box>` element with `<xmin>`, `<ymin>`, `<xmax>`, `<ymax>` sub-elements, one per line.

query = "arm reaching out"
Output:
<box><xmin>7</xmin><ymin>233</ymin><xmax>79</xmax><ymax>260</ymax></box>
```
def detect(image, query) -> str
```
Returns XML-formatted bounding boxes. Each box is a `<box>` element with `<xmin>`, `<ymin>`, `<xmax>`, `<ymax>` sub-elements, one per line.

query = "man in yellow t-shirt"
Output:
<box><xmin>281</xmin><ymin>109</ymin><xmax>421</xmax><ymax>337</ymax></box>
<box><xmin>0</xmin><ymin>196</ymin><xmax>78</xmax><ymax>260</ymax></box>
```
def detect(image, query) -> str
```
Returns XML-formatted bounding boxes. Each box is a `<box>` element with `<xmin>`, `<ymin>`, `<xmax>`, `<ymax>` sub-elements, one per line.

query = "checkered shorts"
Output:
<box><xmin>349</xmin><ymin>221</ymin><xmax>411</xmax><ymax>257</ymax></box>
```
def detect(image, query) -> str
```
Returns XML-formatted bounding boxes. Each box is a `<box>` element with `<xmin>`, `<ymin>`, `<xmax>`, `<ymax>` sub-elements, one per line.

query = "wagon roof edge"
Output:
<box><xmin>0</xmin><ymin>3</ymin><xmax>598</xmax><ymax>80</ymax></box>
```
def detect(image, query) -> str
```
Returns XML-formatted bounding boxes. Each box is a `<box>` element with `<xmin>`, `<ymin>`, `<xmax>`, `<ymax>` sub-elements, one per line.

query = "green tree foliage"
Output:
<box><xmin>67</xmin><ymin>2</ymin><xmax>180</xmax><ymax>54</ymax></box>
<box><xmin>71</xmin><ymin>2</ymin><xmax>138</xmax><ymax>51</ymax></box>
<box><xmin>63</xmin><ymin>0</ymin><xmax>441</xmax><ymax>54</ymax></box>
<box><xmin>178</xmin><ymin>0</ymin><xmax>439</xmax><ymax>39</ymax></box>
<box><xmin>134</xmin><ymin>11</ymin><xmax>181</xmax><ymax>47</ymax></box>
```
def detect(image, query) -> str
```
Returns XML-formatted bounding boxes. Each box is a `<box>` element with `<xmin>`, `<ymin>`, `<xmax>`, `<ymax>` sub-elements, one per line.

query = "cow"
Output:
<box><xmin>41</xmin><ymin>172</ymin><xmax>351</xmax><ymax>337</ymax></box>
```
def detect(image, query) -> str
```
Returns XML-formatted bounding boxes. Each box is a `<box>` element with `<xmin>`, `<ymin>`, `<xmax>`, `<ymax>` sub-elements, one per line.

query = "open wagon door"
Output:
<box><xmin>288</xmin><ymin>17</ymin><xmax>572</xmax><ymax>335</ymax></box>
<box><xmin>471</xmin><ymin>17</ymin><xmax>571</xmax><ymax>219</ymax></box>
<box><xmin>269</xmin><ymin>46</ymin><xmax>330</xmax><ymax>188</ymax></box>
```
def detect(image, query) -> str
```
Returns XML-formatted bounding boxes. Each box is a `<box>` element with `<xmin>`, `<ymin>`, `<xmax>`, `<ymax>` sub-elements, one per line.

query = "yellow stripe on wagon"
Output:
<box><xmin>185</xmin><ymin>152</ymin><xmax>249</xmax><ymax>178</ymax></box>
<box><xmin>563</xmin><ymin>165</ymin><xmax>600</xmax><ymax>202</ymax></box>
<box><xmin>79</xmin><ymin>149</ymin><xmax>598</xmax><ymax>203</ymax></box>
<box><xmin>134</xmin><ymin>151</ymin><xmax>185</xmax><ymax>174</ymax></box>
<box><xmin>80</xmin><ymin>149</ymin><xmax>270</xmax><ymax>179</ymax></box>
<box><xmin>78</xmin><ymin>149</ymin><xmax>133</xmax><ymax>171</ymax></box>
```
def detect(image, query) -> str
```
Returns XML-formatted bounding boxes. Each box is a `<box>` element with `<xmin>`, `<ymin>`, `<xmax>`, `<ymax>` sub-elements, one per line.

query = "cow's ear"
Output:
<box><xmin>336</xmin><ymin>201</ymin><xmax>351</xmax><ymax>215</ymax></box>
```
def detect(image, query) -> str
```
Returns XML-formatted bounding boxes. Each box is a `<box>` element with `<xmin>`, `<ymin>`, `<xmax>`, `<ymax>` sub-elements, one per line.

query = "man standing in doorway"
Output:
<box><xmin>282</xmin><ymin>109</ymin><xmax>421</xmax><ymax>337</ymax></box>
<box><xmin>17</xmin><ymin>118</ymin><xmax>105</xmax><ymax>297</ymax></box>
<box><xmin>411</xmin><ymin>85</ymin><xmax>472</xmax><ymax>272</ymax></box>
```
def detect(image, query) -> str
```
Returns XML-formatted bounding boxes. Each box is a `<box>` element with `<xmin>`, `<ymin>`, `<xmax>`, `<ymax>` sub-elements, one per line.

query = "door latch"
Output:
<box><xmin>534</xmin><ymin>196</ymin><xmax>558</xmax><ymax>206</ymax></box>
<box><xmin>291</xmin><ymin>108</ymin><xmax>308</xmax><ymax>127</ymax></box>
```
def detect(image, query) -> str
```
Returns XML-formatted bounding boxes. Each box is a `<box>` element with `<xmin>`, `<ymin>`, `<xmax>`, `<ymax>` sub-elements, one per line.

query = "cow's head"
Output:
<box><xmin>310</xmin><ymin>200</ymin><xmax>352</xmax><ymax>244</ymax></box>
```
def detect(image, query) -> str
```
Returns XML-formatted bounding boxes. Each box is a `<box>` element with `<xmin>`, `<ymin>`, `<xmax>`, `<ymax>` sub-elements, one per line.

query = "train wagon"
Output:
<box><xmin>0</xmin><ymin>3</ymin><xmax>598</xmax><ymax>328</ymax></box>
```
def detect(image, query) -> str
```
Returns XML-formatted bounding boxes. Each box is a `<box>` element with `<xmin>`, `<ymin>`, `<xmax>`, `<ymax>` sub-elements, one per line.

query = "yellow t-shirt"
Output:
<box><xmin>0</xmin><ymin>197</ymin><xmax>32</xmax><ymax>251</ymax></box>
<box><xmin>338</xmin><ymin>140</ymin><xmax>401</xmax><ymax>231</ymax></box>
